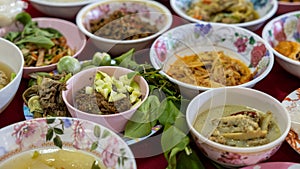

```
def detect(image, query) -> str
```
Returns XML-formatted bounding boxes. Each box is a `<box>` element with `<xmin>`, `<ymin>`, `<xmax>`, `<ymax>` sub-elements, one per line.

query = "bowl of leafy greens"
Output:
<box><xmin>0</xmin><ymin>12</ymin><xmax>86</xmax><ymax>78</ymax></box>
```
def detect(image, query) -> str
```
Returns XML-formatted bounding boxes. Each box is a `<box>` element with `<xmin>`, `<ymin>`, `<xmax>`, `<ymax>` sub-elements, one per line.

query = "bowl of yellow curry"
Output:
<box><xmin>186</xmin><ymin>87</ymin><xmax>291</xmax><ymax>168</ymax></box>
<box><xmin>170</xmin><ymin>0</ymin><xmax>278</xmax><ymax>31</ymax></box>
<box><xmin>150</xmin><ymin>22</ymin><xmax>274</xmax><ymax>98</ymax></box>
<box><xmin>0</xmin><ymin>117</ymin><xmax>137</xmax><ymax>169</ymax></box>
<box><xmin>262</xmin><ymin>11</ymin><xmax>300</xmax><ymax>79</ymax></box>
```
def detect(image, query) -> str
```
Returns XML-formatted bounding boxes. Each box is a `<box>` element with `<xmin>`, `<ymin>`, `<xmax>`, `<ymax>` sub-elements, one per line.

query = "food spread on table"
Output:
<box><xmin>1</xmin><ymin>1</ymin><xmax>300</xmax><ymax>169</ymax></box>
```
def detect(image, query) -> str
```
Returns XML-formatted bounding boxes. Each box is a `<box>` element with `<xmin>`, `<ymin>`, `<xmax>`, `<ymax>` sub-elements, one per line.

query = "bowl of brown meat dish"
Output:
<box><xmin>0</xmin><ymin>12</ymin><xmax>86</xmax><ymax>78</ymax></box>
<box><xmin>262</xmin><ymin>11</ymin><xmax>300</xmax><ymax>79</ymax></box>
<box><xmin>76</xmin><ymin>0</ymin><xmax>173</xmax><ymax>56</ymax></box>
<box><xmin>62</xmin><ymin>66</ymin><xmax>149</xmax><ymax>133</ymax></box>
<box><xmin>150</xmin><ymin>22</ymin><xmax>274</xmax><ymax>98</ymax></box>
<box><xmin>186</xmin><ymin>87</ymin><xmax>291</xmax><ymax>168</ymax></box>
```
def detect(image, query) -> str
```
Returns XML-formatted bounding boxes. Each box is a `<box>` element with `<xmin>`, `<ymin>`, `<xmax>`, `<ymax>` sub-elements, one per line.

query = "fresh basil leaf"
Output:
<box><xmin>40</xmin><ymin>28</ymin><xmax>63</xmax><ymax>38</ymax></box>
<box><xmin>16</xmin><ymin>36</ymin><xmax>54</xmax><ymax>49</ymax></box>
<box><xmin>124</xmin><ymin>120</ymin><xmax>152</xmax><ymax>138</ymax></box>
<box><xmin>176</xmin><ymin>149</ymin><xmax>205</xmax><ymax>169</ymax></box>
<box><xmin>158</xmin><ymin>99</ymin><xmax>181</xmax><ymax>126</ymax></box>
<box><xmin>4</xmin><ymin>32</ymin><xmax>21</xmax><ymax>42</ymax></box>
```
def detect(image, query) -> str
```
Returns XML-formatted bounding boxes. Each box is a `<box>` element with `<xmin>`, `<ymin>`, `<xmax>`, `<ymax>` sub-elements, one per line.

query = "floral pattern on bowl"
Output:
<box><xmin>0</xmin><ymin>117</ymin><xmax>136</xmax><ymax>169</ymax></box>
<box><xmin>150</xmin><ymin>23</ymin><xmax>273</xmax><ymax>92</ymax></box>
<box><xmin>170</xmin><ymin>0</ymin><xmax>278</xmax><ymax>31</ymax></box>
<box><xmin>282</xmin><ymin>88</ymin><xmax>300</xmax><ymax>154</ymax></box>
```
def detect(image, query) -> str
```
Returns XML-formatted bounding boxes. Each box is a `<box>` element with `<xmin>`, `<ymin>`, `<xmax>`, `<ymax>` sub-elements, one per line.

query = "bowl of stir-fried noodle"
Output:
<box><xmin>0</xmin><ymin>17</ymin><xmax>87</xmax><ymax>78</ymax></box>
<box><xmin>262</xmin><ymin>11</ymin><xmax>300</xmax><ymax>79</ymax></box>
<box><xmin>170</xmin><ymin>0</ymin><xmax>278</xmax><ymax>31</ymax></box>
<box><xmin>150</xmin><ymin>22</ymin><xmax>274</xmax><ymax>98</ymax></box>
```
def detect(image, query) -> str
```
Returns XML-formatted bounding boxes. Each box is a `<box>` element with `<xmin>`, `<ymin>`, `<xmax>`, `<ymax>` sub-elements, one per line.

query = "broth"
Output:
<box><xmin>0</xmin><ymin>148</ymin><xmax>106</xmax><ymax>169</ymax></box>
<box><xmin>193</xmin><ymin>105</ymin><xmax>281</xmax><ymax>147</ymax></box>
<box><xmin>0</xmin><ymin>61</ymin><xmax>14</xmax><ymax>89</ymax></box>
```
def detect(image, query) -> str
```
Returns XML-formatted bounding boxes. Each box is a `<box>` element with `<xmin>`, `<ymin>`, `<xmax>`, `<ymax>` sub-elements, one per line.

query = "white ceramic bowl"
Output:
<box><xmin>262</xmin><ymin>11</ymin><xmax>300</xmax><ymax>79</ymax></box>
<box><xmin>0</xmin><ymin>17</ymin><xmax>87</xmax><ymax>78</ymax></box>
<box><xmin>186</xmin><ymin>87</ymin><xmax>291</xmax><ymax>168</ymax></box>
<box><xmin>150</xmin><ymin>23</ymin><xmax>274</xmax><ymax>98</ymax></box>
<box><xmin>0</xmin><ymin>117</ymin><xmax>137</xmax><ymax>169</ymax></box>
<box><xmin>76</xmin><ymin>0</ymin><xmax>173</xmax><ymax>56</ymax></box>
<box><xmin>29</xmin><ymin>0</ymin><xmax>98</xmax><ymax>19</ymax></box>
<box><xmin>62</xmin><ymin>66</ymin><xmax>149</xmax><ymax>133</ymax></box>
<box><xmin>0</xmin><ymin>38</ymin><xmax>23</xmax><ymax>113</ymax></box>
<box><xmin>277</xmin><ymin>1</ymin><xmax>300</xmax><ymax>15</ymax></box>
<box><xmin>170</xmin><ymin>0</ymin><xmax>278</xmax><ymax>31</ymax></box>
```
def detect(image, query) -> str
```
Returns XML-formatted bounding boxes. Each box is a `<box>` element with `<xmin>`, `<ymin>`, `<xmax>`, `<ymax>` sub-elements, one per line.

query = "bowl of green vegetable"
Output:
<box><xmin>0</xmin><ymin>12</ymin><xmax>87</xmax><ymax>78</ymax></box>
<box><xmin>62</xmin><ymin>66</ymin><xmax>149</xmax><ymax>133</ymax></box>
<box><xmin>0</xmin><ymin>38</ymin><xmax>24</xmax><ymax>113</ymax></box>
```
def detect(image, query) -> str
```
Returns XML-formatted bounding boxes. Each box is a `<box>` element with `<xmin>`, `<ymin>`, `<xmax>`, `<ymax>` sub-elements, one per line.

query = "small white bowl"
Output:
<box><xmin>262</xmin><ymin>11</ymin><xmax>300</xmax><ymax>79</ymax></box>
<box><xmin>0</xmin><ymin>17</ymin><xmax>87</xmax><ymax>78</ymax></box>
<box><xmin>170</xmin><ymin>0</ymin><xmax>278</xmax><ymax>31</ymax></box>
<box><xmin>0</xmin><ymin>38</ymin><xmax>23</xmax><ymax>113</ymax></box>
<box><xmin>29</xmin><ymin>0</ymin><xmax>98</xmax><ymax>19</ymax></box>
<box><xmin>150</xmin><ymin>22</ymin><xmax>274</xmax><ymax>98</ymax></box>
<box><xmin>62</xmin><ymin>66</ymin><xmax>149</xmax><ymax>133</ymax></box>
<box><xmin>0</xmin><ymin>117</ymin><xmax>137</xmax><ymax>169</ymax></box>
<box><xmin>76</xmin><ymin>0</ymin><xmax>173</xmax><ymax>56</ymax></box>
<box><xmin>186</xmin><ymin>87</ymin><xmax>291</xmax><ymax>168</ymax></box>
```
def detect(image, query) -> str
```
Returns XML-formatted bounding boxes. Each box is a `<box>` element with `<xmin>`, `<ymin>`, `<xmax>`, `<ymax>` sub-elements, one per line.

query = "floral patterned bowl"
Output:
<box><xmin>262</xmin><ymin>11</ymin><xmax>300</xmax><ymax>79</ymax></box>
<box><xmin>76</xmin><ymin>0</ymin><xmax>173</xmax><ymax>56</ymax></box>
<box><xmin>0</xmin><ymin>117</ymin><xmax>137</xmax><ymax>169</ymax></box>
<box><xmin>186</xmin><ymin>87</ymin><xmax>291</xmax><ymax>168</ymax></box>
<box><xmin>149</xmin><ymin>22</ymin><xmax>274</xmax><ymax>98</ymax></box>
<box><xmin>170</xmin><ymin>0</ymin><xmax>278</xmax><ymax>31</ymax></box>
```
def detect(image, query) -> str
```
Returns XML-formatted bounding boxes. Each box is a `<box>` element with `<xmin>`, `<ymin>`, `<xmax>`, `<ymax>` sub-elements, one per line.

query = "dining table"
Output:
<box><xmin>1</xmin><ymin>0</ymin><xmax>300</xmax><ymax>168</ymax></box>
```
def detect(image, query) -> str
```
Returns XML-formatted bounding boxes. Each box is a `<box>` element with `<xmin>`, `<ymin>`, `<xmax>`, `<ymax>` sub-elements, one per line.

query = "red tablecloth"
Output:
<box><xmin>1</xmin><ymin>1</ymin><xmax>300</xmax><ymax>169</ymax></box>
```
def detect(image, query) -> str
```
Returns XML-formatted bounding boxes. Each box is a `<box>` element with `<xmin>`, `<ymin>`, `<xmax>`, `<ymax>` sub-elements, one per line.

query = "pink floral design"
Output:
<box><xmin>102</xmin><ymin>137</ymin><xmax>121</xmax><ymax>167</ymax></box>
<box><xmin>273</xmin><ymin>20</ymin><xmax>286</xmax><ymax>41</ymax></box>
<box><xmin>234</xmin><ymin>37</ymin><xmax>248</xmax><ymax>53</ymax></box>
<box><xmin>217</xmin><ymin>152</ymin><xmax>247</xmax><ymax>165</ymax></box>
<box><xmin>72</xmin><ymin>120</ymin><xmax>94</xmax><ymax>149</ymax></box>
<box><xmin>12</xmin><ymin>119</ymin><xmax>47</xmax><ymax>149</ymax></box>
<box><xmin>251</xmin><ymin>42</ymin><xmax>267</xmax><ymax>67</ymax></box>
<box><xmin>154</xmin><ymin>39</ymin><xmax>167</xmax><ymax>62</ymax></box>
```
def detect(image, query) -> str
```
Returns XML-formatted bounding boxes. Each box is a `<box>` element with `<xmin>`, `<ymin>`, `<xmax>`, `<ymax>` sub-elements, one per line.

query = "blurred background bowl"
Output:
<box><xmin>62</xmin><ymin>66</ymin><xmax>149</xmax><ymax>133</ymax></box>
<box><xmin>0</xmin><ymin>38</ymin><xmax>24</xmax><ymax>113</ymax></box>
<box><xmin>186</xmin><ymin>87</ymin><xmax>291</xmax><ymax>168</ymax></box>
<box><xmin>262</xmin><ymin>11</ymin><xmax>300</xmax><ymax>79</ymax></box>
<box><xmin>29</xmin><ymin>0</ymin><xmax>98</xmax><ymax>20</ymax></box>
<box><xmin>0</xmin><ymin>17</ymin><xmax>87</xmax><ymax>78</ymax></box>
<box><xmin>76</xmin><ymin>0</ymin><xmax>173</xmax><ymax>57</ymax></box>
<box><xmin>170</xmin><ymin>0</ymin><xmax>278</xmax><ymax>31</ymax></box>
<box><xmin>0</xmin><ymin>117</ymin><xmax>137</xmax><ymax>169</ymax></box>
<box><xmin>277</xmin><ymin>1</ymin><xmax>300</xmax><ymax>15</ymax></box>
<box><xmin>150</xmin><ymin>22</ymin><xmax>274</xmax><ymax>98</ymax></box>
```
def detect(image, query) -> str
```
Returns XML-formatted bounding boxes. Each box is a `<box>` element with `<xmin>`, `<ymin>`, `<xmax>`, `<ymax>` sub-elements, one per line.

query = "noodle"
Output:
<box><xmin>186</xmin><ymin>0</ymin><xmax>259</xmax><ymax>24</ymax></box>
<box><xmin>166</xmin><ymin>51</ymin><xmax>253</xmax><ymax>88</ymax></box>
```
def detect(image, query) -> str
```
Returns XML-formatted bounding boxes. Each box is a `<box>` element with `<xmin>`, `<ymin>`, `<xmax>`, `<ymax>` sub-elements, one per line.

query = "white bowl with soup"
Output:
<box><xmin>76</xmin><ymin>0</ymin><xmax>173</xmax><ymax>56</ymax></box>
<box><xmin>150</xmin><ymin>22</ymin><xmax>274</xmax><ymax>98</ymax></box>
<box><xmin>0</xmin><ymin>38</ymin><xmax>24</xmax><ymax>113</ymax></box>
<box><xmin>186</xmin><ymin>87</ymin><xmax>291</xmax><ymax>168</ymax></box>
<box><xmin>0</xmin><ymin>117</ymin><xmax>137</xmax><ymax>169</ymax></box>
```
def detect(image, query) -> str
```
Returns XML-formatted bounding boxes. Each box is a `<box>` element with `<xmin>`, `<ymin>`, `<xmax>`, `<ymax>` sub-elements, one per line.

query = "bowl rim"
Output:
<box><xmin>62</xmin><ymin>66</ymin><xmax>149</xmax><ymax>118</ymax></box>
<box><xmin>20</xmin><ymin>17</ymin><xmax>87</xmax><ymax>71</ymax></box>
<box><xmin>0</xmin><ymin>38</ymin><xmax>24</xmax><ymax>91</ymax></box>
<box><xmin>29</xmin><ymin>0</ymin><xmax>98</xmax><ymax>7</ymax></box>
<box><xmin>186</xmin><ymin>87</ymin><xmax>291</xmax><ymax>153</ymax></box>
<box><xmin>150</xmin><ymin>22</ymin><xmax>275</xmax><ymax>91</ymax></box>
<box><xmin>170</xmin><ymin>0</ymin><xmax>278</xmax><ymax>28</ymax></box>
<box><xmin>262</xmin><ymin>10</ymin><xmax>300</xmax><ymax>66</ymax></box>
<box><xmin>76</xmin><ymin>0</ymin><xmax>173</xmax><ymax>44</ymax></box>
